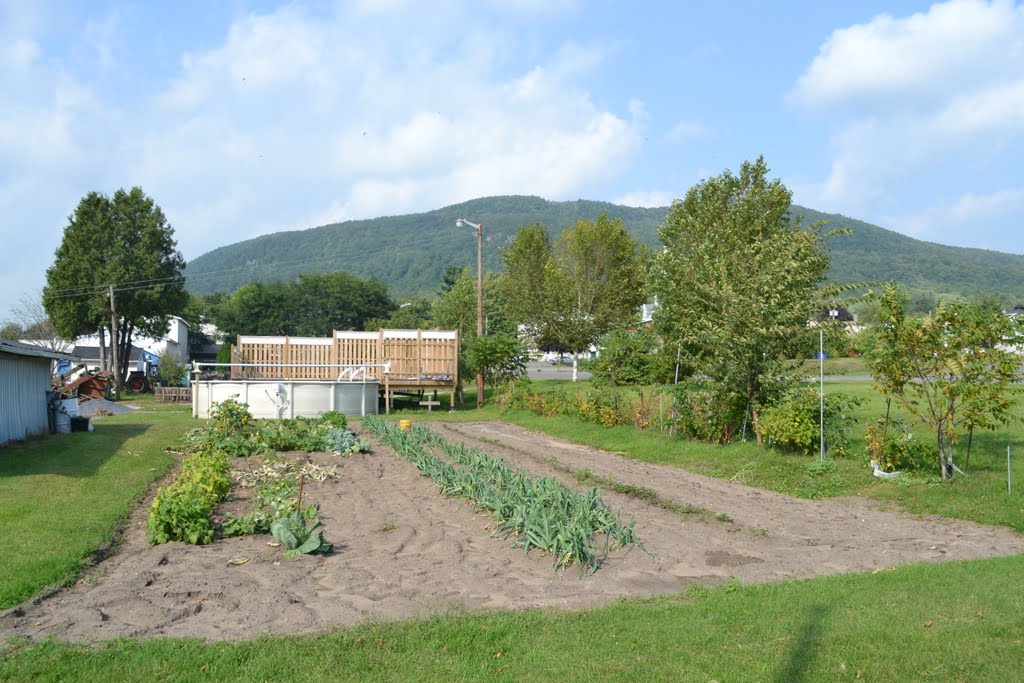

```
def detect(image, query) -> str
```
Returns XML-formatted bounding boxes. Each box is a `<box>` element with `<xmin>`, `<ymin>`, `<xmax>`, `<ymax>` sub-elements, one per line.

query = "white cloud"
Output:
<box><xmin>1</xmin><ymin>37</ymin><xmax>39</xmax><ymax>68</ymax></box>
<box><xmin>794</xmin><ymin>0</ymin><xmax>1024</xmax><ymax>223</ymax></box>
<box><xmin>613</xmin><ymin>190</ymin><xmax>674</xmax><ymax>208</ymax></box>
<box><xmin>0</xmin><ymin>1</ymin><xmax>646</xmax><ymax>317</ymax></box>
<box><xmin>885</xmin><ymin>187</ymin><xmax>1024</xmax><ymax>247</ymax></box>
<box><xmin>793</xmin><ymin>0</ymin><xmax>1024</xmax><ymax>111</ymax></box>
<box><xmin>126</xmin><ymin>3</ymin><xmax>640</xmax><ymax>253</ymax></box>
<box><xmin>667</xmin><ymin>120</ymin><xmax>709</xmax><ymax>142</ymax></box>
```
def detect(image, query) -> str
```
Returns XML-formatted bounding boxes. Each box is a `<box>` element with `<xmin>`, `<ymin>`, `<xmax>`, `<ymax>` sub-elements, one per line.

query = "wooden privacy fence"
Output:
<box><xmin>155</xmin><ymin>386</ymin><xmax>192</xmax><ymax>403</ymax></box>
<box><xmin>230</xmin><ymin>329</ymin><xmax>459</xmax><ymax>408</ymax></box>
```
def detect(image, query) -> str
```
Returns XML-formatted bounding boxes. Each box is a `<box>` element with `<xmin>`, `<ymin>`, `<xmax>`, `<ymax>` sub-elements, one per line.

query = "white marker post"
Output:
<box><xmin>819</xmin><ymin>328</ymin><xmax>825</xmax><ymax>463</ymax></box>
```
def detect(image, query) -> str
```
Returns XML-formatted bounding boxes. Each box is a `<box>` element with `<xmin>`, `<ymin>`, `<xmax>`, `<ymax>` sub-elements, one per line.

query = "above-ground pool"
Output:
<box><xmin>192</xmin><ymin>380</ymin><xmax>379</xmax><ymax>418</ymax></box>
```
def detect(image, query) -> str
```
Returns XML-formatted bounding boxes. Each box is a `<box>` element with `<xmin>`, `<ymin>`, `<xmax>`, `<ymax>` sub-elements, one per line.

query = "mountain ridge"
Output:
<box><xmin>183</xmin><ymin>195</ymin><xmax>1024</xmax><ymax>302</ymax></box>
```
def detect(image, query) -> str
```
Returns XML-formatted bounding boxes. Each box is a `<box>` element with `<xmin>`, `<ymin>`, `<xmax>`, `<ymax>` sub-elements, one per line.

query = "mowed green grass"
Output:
<box><xmin>0</xmin><ymin>402</ymin><xmax>193</xmax><ymax>608</ymax></box>
<box><xmin>3</xmin><ymin>554</ymin><xmax>1023</xmax><ymax>681</ymax></box>
<box><xmin>401</xmin><ymin>379</ymin><xmax>1024</xmax><ymax>532</ymax></box>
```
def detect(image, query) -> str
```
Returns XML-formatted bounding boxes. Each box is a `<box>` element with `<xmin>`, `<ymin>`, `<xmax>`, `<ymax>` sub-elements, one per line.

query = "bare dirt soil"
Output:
<box><xmin>3</xmin><ymin>421</ymin><xmax>1022</xmax><ymax>642</ymax></box>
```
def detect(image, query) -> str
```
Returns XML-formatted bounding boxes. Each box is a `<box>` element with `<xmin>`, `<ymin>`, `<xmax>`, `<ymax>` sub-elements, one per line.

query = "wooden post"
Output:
<box><xmin>417</xmin><ymin>329</ymin><xmax>423</xmax><ymax>381</ymax></box>
<box><xmin>331</xmin><ymin>331</ymin><xmax>339</xmax><ymax>380</ymax></box>
<box><xmin>109</xmin><ymin>284</ymin><xmax>120</xmax><ymax>398</ymax></box>
<box><xmin>284</xmin><ymin>336</ymin><xmax>291</xmax><ymax>379</ymax></box>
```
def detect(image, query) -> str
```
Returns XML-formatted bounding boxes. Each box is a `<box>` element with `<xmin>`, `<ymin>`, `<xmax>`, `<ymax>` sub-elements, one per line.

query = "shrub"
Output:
<box><xmin>756</xmin><ymin>388</ymin><xmax>863</xmax><ymax>456</ymax></box>
<box><xmin>670</xmin><ymin>380</ymin><xmax>745</xmax><ymax>444</ymax></box>
<box><xmin>156</xmin><ymin>349</ymin><xmax>189</xmax><ymax>386</ymax></box>
<box><xmin>865</xmin><ymin>418</ymin><xmax>936</xmax><ymax>472</ymax></box>
<box><xmin>591</xmin><ymin>329</ymin><xmax>658</xmax><ymax>386</ymax></box>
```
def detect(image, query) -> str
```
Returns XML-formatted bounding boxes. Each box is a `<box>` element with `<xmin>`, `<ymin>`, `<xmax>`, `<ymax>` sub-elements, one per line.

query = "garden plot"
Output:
<box><xmin>3</xmin><ymin>421</ymin><xmax>1023</xmax><ymax>643</ymax></box>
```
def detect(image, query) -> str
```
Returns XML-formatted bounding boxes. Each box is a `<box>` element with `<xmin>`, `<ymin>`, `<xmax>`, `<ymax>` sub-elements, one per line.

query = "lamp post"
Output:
<box><xmin>456</xmin><ymin>218</ymin><xmax>484</xmax><ymax>407</ymax></box>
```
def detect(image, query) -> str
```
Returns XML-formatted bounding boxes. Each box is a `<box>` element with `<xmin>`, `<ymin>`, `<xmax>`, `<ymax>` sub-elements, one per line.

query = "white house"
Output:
<box><xmin>74</xmin><ymin>315</ymin><xmax>191</xmax><ymax>363</ymax></box>
<box><xmin>0</xmin><ymin>340</ymin><xmax>79</xmax><ymax>447</ymax></box>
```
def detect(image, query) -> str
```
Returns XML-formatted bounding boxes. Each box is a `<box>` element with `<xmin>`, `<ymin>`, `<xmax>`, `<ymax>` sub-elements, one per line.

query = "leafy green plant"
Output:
<box><xmin>210</xmin><ymin>397</ymin><xmax>255</xmax><ymax>438</ymax></box>
<box><xmin>865</xmin><ymin>418</ymin><xmax>936</xmax><ymax>473</ymax></box>
<box><xmin>755</xmin><ymin>388</ymin><xmax>863</xmax><ymax>457</ymax></box>
<box><xmin>323</xmin><ymin>427</ymin><xmax>370</xmax><ymax>455</ymax></box>
<box><xmin>270</xmin><ymin>511</ymin><xmax>333</xmax><ymax>558</ymax></box>
<box><xmin>146</xmin><ymin>449</ymin><xmax>231</xmax><ymax>545</ymax></box>
<box><xmin>147</xmin><ymin>484</ymin><xmax>217</xmax><ymax>545</ymax></box>
<box><xmin>671</xmin><ymin>380</ymin><xmax>744</xmax><ymax>444</ymax></box>
<box><xmin>590</xmin><ymin>328</ymin><xmax>659</xmax><ymax>386</ymax></box>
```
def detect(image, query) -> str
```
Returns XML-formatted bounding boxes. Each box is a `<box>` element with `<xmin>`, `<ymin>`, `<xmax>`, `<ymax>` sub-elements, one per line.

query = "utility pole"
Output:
<box><xmin>109</xmin><ymin>284</ymin><xmax>120</xmax><ymax>398</ymax></box>
<box><xmin>456</xmin><ymin>218</ymin><xmax>485</xmax><ymax>408</ymax></box>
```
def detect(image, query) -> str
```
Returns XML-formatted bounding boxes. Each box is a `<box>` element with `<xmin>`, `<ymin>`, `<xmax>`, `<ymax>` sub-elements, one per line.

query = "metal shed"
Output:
<box><xmin>0</xmin><ymin>340</ymin><xmax>79</xmax><ymax>447</ymax></box>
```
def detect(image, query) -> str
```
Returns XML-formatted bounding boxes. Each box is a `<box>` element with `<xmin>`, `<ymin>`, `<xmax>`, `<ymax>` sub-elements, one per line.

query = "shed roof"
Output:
<box><xmin>0</xmin><ymin>339</ymin><xmax>79</xmax><ymax>362</ymax></box>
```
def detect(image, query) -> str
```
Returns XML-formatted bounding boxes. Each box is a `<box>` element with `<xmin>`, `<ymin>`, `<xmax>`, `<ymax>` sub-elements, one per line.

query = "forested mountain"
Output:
<box><xmin>184</xmin><ymin>195</ymin><xmax>1024</xmax><ymax>303</ymax></box>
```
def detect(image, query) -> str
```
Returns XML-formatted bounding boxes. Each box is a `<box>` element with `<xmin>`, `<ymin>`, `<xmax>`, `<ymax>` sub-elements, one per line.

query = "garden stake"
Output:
<box><xmin>297</xmin><ymin>473</ymin><xmax>305</xmax><ymax>512</ymax></box>
<box><xmin>1009</xmin><ymin>445</ymin><xmax>1013</xmax><ymax>496</ymax></box>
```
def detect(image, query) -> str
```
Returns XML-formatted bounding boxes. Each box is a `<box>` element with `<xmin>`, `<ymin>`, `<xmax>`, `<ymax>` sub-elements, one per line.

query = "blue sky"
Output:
<box><xmin>2</xmin><ymin>0</ymin><xmax>1023</xmax><ymax>319</ymax></box>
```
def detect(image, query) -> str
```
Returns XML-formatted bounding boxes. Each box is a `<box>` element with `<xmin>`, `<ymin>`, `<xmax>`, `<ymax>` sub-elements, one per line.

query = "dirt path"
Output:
<box><xmin>2</xmin><ymin>421</ymin><xmax>1021</xmax><ymax>642</ymax></box>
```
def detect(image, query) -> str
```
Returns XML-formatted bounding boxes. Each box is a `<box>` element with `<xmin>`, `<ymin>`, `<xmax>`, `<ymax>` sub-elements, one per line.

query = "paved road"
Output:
<box><xmin>525</xmin><ymin>360</ymin><xmax>592</xmax><ymax>381</ymax></box>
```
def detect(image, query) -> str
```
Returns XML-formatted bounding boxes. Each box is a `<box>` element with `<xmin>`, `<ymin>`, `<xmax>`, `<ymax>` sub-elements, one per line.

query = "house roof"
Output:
<box><xmin>0</xmin><ymin>339</ymin><xmax>79</xmax><ymax>362</ymax></box>
<box><xmin>71</xmin><ymin>345</ymin><xmax>148</xmax><ymax>362</ymax></box>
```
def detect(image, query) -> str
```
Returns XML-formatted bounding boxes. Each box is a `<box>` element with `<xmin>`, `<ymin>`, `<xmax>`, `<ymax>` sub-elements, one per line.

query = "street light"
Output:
<box><xmin>456</xmin><ymin>218</ymin><xmax>484</xmax><ymax>407</ymax></box>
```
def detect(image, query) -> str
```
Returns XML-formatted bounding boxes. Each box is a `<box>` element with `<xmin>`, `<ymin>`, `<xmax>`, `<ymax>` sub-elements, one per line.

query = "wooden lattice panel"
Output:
<box><xmin>231</xmin><ymin>330</ymin><xmax>458</xmax><ymax>388</ymax></box>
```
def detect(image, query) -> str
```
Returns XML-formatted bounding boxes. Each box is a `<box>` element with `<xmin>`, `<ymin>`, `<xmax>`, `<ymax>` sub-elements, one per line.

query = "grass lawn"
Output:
<box><xmin>0</xmin><ymin>400</ymin><xmax>193</xmax><ymax>609</ymax></box>
<box><xmin>391</xmin><ymin>379</ymin><xmax>1024</xmax><ymax>532</ymax></box>
<box><xmin>2</xmin><ymin>553</ymin><xmax>1022</xmax><ymax>681</ymax></box>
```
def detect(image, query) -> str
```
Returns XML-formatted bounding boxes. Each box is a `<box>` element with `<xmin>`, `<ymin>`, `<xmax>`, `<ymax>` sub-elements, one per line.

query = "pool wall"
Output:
<box><xmin>192</xmin><ymin>380</ymin><xmax>379</xmax><ymax>419</ymax></box>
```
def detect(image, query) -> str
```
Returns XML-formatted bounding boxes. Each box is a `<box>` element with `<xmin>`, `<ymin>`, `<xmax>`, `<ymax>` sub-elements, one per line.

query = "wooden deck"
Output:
<box><xmin>230</xmin><ymin>329</ymin><xmax>459</xmax><ymax>411</ymax></box>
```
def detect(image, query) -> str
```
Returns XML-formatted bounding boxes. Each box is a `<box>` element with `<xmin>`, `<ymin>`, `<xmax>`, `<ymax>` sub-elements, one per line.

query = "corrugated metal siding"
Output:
<box><xmin>0</xmin><ymin>352</ymin><xmax>52</xmax><ymax>446</ymax></box>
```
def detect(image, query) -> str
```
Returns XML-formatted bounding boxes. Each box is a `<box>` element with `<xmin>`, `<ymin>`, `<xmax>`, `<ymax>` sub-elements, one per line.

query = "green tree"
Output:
<box><xmin>651</xmin><ymin>157</ymin><xmax>842</xmax><ymax>443</ymax></box>
<box><xmin>364</xmin><ymin>298</ymin><xmax>433</xmax><ymax>331</ymax></box>
<box><xmin>464</xmin><ymin>333</ymin><xmax>527</xmax><ymax>395</ymax></box>
<box><xmin>211</xmin><ymin>281</ymin><xmax>291</xmax><ymax>339</ymax></box>
<box><xmin>0</xmin><ymin>322</ymin><xmax>22</xmax><ymax>340</ymax></box>
<box><xmin>210</xmin><ymin>272</ymin><xmax>394</xmax><ymax>339</ymax></box>
<box><xmin>439</xmin><ymin>265</ymin><xmax>466</xmax><ymax>295</ymax></box>
<box><xmin>431</xmin><ymin>271</ymin><xmax>511</xmax><ymax>404</ymax></box>
<box><xmin>284</xmin><ymin>272</ymin><xmax>393</xmax><ymax>335</ymax></box>
<box><xmin>43</xmin><ymin>188</ymin><xmax>188</xmax><ymax>394</ymax></box>
<box><xmin>500</xmin><ymin>215</ymin><xmax>647</xmax><ymax>380</ymax></box>
<box><xmin>864</xmin><ymin>285</ymin><xmax>1023</xmax><ymax>479</ymax></box>
<box><xmin>590</xmin><ymin>328</ymin><xmax>659</xmax><ymax>386</ymax></box>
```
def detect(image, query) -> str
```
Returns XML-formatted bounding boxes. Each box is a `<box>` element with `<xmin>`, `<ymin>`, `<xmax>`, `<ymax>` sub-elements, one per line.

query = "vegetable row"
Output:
<box><xmin>363</xmin><ymin>416</ymin><xmax>640</xmax><ymax>572</ymax></box>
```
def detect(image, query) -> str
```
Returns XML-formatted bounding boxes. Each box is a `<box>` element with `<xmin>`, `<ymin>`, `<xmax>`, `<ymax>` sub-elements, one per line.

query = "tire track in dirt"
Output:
<box><xmin>433</xmin><ymin>421</ymin><xmax>1024</xmax><ymax>577</ymax></box>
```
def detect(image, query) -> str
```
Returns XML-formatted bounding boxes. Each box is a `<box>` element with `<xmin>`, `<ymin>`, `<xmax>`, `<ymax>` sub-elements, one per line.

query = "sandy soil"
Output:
<box><xmin>2</xmin><ymin>421</ymin><xmax>1022</xmax><ymax>642</ymax></box>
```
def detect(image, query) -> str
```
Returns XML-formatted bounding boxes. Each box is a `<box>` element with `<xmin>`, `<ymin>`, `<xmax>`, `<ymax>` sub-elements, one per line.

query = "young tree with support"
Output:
<box><xmin>865</xmin><ymin>285</ymin><xmax>1023</xmax><ymax>480</ymax></box>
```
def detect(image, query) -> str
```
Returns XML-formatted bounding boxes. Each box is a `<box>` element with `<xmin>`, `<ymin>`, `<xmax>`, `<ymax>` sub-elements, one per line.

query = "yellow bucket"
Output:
<box><xmin>399</xmin><ymin>419</ymin><xmax>413</xmax><ymax>432</ymax></box>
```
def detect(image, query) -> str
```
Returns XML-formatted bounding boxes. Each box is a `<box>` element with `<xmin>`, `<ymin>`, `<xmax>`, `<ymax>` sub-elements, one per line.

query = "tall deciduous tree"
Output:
<box><xmin>500</xmin><ymin>214</ymin><xmax>648</xmax><ymax>380</ymax></box>
<box><xmin>43</xmin><ymin>188</ymin><xmax>187</xmax><ymax>393</ymax></box>
<box><xmin>865</xmin><ymin>285</ymin><xmax>1023</xmax><ymax>479</ymax></box>
<box><xmin>652</xmin><ymin>157</ymin><xmax>842</xmax><ymax>442</ymax></box>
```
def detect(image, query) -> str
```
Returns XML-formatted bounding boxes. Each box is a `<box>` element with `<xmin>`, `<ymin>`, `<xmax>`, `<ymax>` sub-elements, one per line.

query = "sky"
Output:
<box><xmin>2</xmin><ymin>0</ymin><xmax>1023</xmax><ymax>320</ymax></box>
